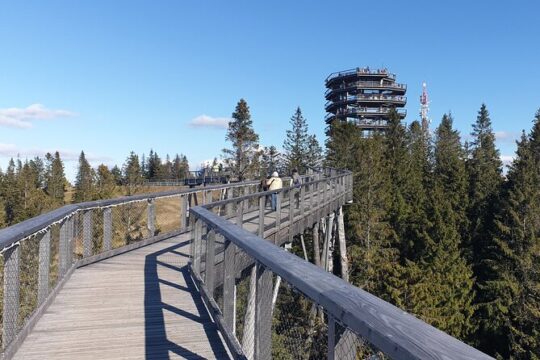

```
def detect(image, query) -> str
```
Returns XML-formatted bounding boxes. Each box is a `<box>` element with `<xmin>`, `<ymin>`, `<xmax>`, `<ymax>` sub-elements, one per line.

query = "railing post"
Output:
<box><xmin>275</xmin><ymin>192</ymin><xmax>281</xmax><ymax>231</ymax></box>
<box><xmin>69</xmin><ymin>216</ymin><xmax>75</xmax><ymax>266</ymax></box>
<box><xmin>242</xmin><ymin>265</ymin><xmax>256</xmax><ymax>359</ymax></box>
<box><xmin>181</xmin><ymin>195</ymin><xmax>188</xmax><ymax>230</ymax></box>
<box><xmin>328</xmin><ymin>315</ymin><xmax>336</xmax><ymax>360</ymax></box>
<box><xmin>103</xmin><ymin>208</ymin><xmax>112</xmax><ymax>251</ymax></box>
<box><xmin>2</xmin><ymin>244</ymin><xmax>20</xmax><ymax>349</ymax></box>
<box><xmin>258</xmin><ymin>195</ymin><xmax>265</xmax><ymax>237</ymax></box>
<box><xmin>289</xmin><ymin>186</ymin><xmax>294</xmax><ymax>222</ymax></box>
<box><xmin>300</xmin><ymin>183</ymin><xmax>305</xmax><ymax>218</ymax></box>
<box><xmin>83</xmin><ymin>210</ymin><xmax>93</xmax><ymax>258</ymax></box>
<box><xmin>193</xmin><ymin>218</ymin><xmax>203</xmax><ymax>276</ymax></box>
<box><xmin>38</xmin><ymin>230</ymin><xmax>51</xmax><ymax>305</ymax></box>
<box><xmin>58</xmin><ymin>219</ymin><xmax>69</xmax><ymax>279</ymax></box>
<box><xmin>147</xmin><ymin>199</ymin><xmax>155</xmax><ymax>237</ymax></box>
<box><xmin>222</xmin><ymin>238</ymin><xmax>236</xmax><ymax>332</ymax></box>
<box><xmin>255</xmin><ymin>263</ymin><xmax>273</xmax><ymax>360</ymax></box>
<box><xmin>236</xmin><ymin>200</ymin><xmax>244</xmax><ymax>228</ymax></box>
<box><xmin>204</xmin><ymin>229</ymin><xmax>216</xmax><ymax>293</ymax></box>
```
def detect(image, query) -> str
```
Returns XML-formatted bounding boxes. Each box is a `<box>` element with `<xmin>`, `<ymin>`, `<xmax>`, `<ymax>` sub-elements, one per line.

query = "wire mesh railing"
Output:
<box><xmin>189</xmin><ymin>171</ymin><xmax>492</xmax><ymax>360</ymax></box>
<box><xmin>0</xmin><ymin>179</ymin><xmax>262</xmax><ymax>358</ymax></box>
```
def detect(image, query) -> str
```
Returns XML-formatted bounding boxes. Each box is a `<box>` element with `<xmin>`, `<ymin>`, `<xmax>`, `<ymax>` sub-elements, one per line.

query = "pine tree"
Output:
<box><xmin>283</xmin><ymin>107</ymin><xmax>309</xmax><ymax>173</ymax></box>
<box><xmin>261</xmin><ymin>146</ymin><xmax>281</xmax><ymax>176</ymax></box>
<box><xmin>3</xmin><ymin>159</ymin><xmax>23</xmax><ymax>225</ymax></box>
<box><xmin>45</xmin><ymin>151</ymin><xmax>66</xmax><ymax>205</ymax></box>
<box><xmin>74</xmin><ymin>151</ymin><xmax>95</xmax><ymax>203</ymax></box>
<box><xmin>18</xmin><ymin>160</ymin><xmax>52</xmax><ymax>219</ymax></box>
<box><xmin>223</xmin><ymin>99</ymin><xmax>260</xmax><ymax>181</ymax></box>
<box><xmin>95</xmin><ymin>164</ymin><xmax>116</xmax><ymax>199</ymax></box>
<box><xmin>123</xmin><ymin>152</ymin><xmax>143</xmax><ymax>195</ymax></box>
<box><xmin>111</xmin><ymin>165</ymin><xmax>123</xmax><ymax>186</ymax></box>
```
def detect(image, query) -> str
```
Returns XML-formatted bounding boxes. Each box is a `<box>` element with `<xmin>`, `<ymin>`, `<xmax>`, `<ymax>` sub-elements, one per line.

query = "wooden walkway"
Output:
<box><xmin>13</xmin><ymin>234</ymin><xmax>231</xmax><ymax>360</ymax></box>
<box><xmin>12</xmin><ymin>192</ymin><xmax>323</xmax><ymax>359</ymax></box>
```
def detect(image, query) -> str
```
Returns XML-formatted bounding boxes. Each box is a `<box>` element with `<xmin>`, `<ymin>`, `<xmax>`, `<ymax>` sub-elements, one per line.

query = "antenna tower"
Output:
<box><xmin>420</xmin><ymin>82</ymin><xmax>430</xmax><ymax>131</ymax></box>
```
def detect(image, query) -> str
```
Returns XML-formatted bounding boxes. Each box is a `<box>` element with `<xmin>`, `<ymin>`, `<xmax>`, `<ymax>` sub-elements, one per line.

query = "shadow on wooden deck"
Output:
<box><xmin>144</xmin><ymin>240</ymin><xmax>229</xmax><ymax>359</ymax></box>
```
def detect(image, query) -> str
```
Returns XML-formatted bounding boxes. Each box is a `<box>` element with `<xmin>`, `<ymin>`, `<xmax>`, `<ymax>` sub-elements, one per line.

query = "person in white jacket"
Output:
<box><xmin>266</xmin><ymin>171</ymin><xmax>283</xmax><ymax>211</ymax></box>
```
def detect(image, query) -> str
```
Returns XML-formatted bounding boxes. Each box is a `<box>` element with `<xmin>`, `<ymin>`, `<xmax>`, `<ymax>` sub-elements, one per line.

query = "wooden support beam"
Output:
<box><xmin>336</xmin><ymin>207</ymin><xmax>349</xmax><ymax>282</ymax></box>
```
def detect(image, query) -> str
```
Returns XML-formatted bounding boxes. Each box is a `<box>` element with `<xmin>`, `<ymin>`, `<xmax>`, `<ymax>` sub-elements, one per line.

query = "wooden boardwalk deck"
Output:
<box><xmin>13</xmin><ymin>234</ymin><xmax>231</xmax><ymax>360</ymax></box>
<box><xmin>12</xmin><ymin>190</ymin><xmax>328</xmax><ymax>359</ymax></box>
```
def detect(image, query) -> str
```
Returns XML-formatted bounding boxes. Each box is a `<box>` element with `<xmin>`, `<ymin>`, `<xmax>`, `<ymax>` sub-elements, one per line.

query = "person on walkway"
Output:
<box><xmin>266</xmin><ymin>171</ymin><xmax>282</xmax><ymax>211</ymax></box>
<box><xmin>292</xmin><ymin>169</ymin><xmax>302</xmax><ymax>209</ymax></box>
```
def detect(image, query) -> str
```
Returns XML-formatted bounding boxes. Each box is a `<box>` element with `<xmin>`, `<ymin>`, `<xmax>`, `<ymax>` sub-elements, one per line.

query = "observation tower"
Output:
<box><xmin>325</xmin><ymin>67</ymin><xmax>407</xmax><ymax>135</ymax></box>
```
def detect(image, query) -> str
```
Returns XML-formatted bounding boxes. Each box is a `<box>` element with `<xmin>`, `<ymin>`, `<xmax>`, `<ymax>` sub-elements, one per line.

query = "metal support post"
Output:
<box><xmin>2</xmin><ymin>244</ymin><xmax>20</xmax><ymax>348</ymax></box>
<box><xmin>147</xmin><ymin>199</ymin><xmax>155</xmax><ymax>237</ymax></box>
<box><xmin>255</xmin><ymin>263</ymin><xmax>273</xmax><ymax>360</ymax></box>
<box><xmin>38</xmin><ymin>231</ymin><xmax>51</xmax><ymax>305</ymax></box>
<box><xmin>204</xmin><ymin>229</ymin><xmax>216</xmax><ymax>293</ymax></box>
<box><xmin>103</xmin><ymin>208</ymin><xmax>112</xmax><ymax>251</ymax></box>
<box><xmin>83</xmin><ymin>210</ymin><xmax>93</xmax><ymax>258</ymax></box>
<box><xmin>222</xmin><ymin>238</ymin><xmax>236</xmax><ymax>332</ymax></box>
<box><xmin>258</xmin><ymin>196</ymin><xmax>265</xmax><ymax>237</ymax></box>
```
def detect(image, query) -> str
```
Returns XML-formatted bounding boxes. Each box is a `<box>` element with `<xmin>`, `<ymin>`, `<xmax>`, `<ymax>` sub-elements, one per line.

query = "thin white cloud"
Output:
<box><xmin>495</xmin><ymin>131</ymin><xmax>520</xmax><ymax>143</ymax></box>
<box><xmin>0</xmin><ymin>104</ymin><xmax>76</xmax><ymax>128</ymax></box>
<box><xmin>0</xmin><ymin>143</ymin><xmax>113</xmax><ymax>163</ymax></box>
<box><xmin>188</xmin><ymin>114</ymin><xmax>231</xmax><ymax>129</ymax></box>
<box><xmin>500</xmin><ymin>155</ymin><xmax>514</xmax><ymax>166</ymax></box>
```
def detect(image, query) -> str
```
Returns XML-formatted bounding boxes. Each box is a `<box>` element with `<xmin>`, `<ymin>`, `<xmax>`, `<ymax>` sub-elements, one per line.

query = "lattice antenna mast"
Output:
<box><xmin>420</xmin><ymin>82</ymin><xmax>430</xmax><ymax>131</ymax></box>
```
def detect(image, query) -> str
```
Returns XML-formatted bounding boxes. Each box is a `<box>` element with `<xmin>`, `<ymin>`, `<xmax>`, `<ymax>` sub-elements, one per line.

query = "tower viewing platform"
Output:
<box><xmin>325</xmin><ymin>67</ymin><xmax>407</xmax><ymax>135</ymax></box>
<box><xmin>0</xmin><ymin>169</ymin><xmax>492</xmax><ymax>359</ymax></box>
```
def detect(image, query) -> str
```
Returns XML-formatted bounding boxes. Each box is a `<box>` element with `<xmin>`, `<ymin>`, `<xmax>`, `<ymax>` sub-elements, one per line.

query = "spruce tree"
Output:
<box><xmin>432</xmin><ymin>114</ymin><xmax>469</xmax><ymax>241</ymax></box>
<box><xmin>346</xmin><ymin>134</ymin><xmax>400</xmax><ymax>295</ymax></box>
<box><xmin>96</xmin><ymin>164</ymin><xmax>116</xmax><ymax>199</ymax></box>
<box><xmin>74</xmin><ymin>151</ymin><xmax>95</xmax><ymax>203</ymax></box>
<box><xmin>384</xmin><ymin>110</ymin><xmax>411</xmax><ymax>255</ymax></box>
<box><xmin>223</xmin><ymin>99</ymin><xmax>260</xmax><ymax>181</ymax></box>
<box><xmin>111</xmin><ymin>165</ymin><xmax>123</xmax><ymax>185</ymax></box>
<box><xmin>123</xmin><ymin>152</ymin><xmax>143</xmax><ymax>195</ymax></box>
<box><xmin>325</xmin><ymin>121</ymin><xmax>360</xmax><ymax>169</ymax></box>
<box><xmin>306</xmin><ymin>135</ymin><xmax>323</xmax><ymax>170</ymax></box>
<box><xmin>45</xmin><ymin>151</ymin><xmax>66</xmax><ymax>205</ymax></box>
<box><xmin>3</xmin><ymin>159</ymin><xmax>23</xmax><ymax>225</ymax></box>
<box><xmin>482</xmin><ymin>111</ymin><xmax>540</xmax><ymax>358</ymax></box>
<box><xmin>401</xmin><ymin>120</ymin><xmax>433</xmax><ymax>261</ymax></box>
<box><xmin>283</xmin><ymin>107</ymin><xmax>309</xmax><ymax>173</ymax></box>
<box><xmin>421</xmin><ymin>114</ymin><xmax>475</xmax><ymax>340</ymax></box>
<box><xmin>467</xmin><ymin>104</ymin><xmax>503</xmax><ymax>272</ymax></box>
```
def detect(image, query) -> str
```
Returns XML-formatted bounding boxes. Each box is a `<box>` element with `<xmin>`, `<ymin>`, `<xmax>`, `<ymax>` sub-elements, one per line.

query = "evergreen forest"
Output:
<box><xmin>1</xmin><ymin>98</ymin><xmax>539</xmax><ymax>358</ymax></box>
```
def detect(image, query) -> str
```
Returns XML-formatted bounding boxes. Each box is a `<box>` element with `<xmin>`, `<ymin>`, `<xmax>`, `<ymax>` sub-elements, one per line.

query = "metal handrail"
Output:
<box><xmin>325</xmin><ymin>68</ymin><xmax>396</xmax><ymax>82</ymax></box>
<box><xmin>325</xmin><ymin>95</ymin><xmax>407</xmax><ymax>109</ymax></box>
<box><xmin>0</xmin><ymin>180</ymin><xmax>260</xmax><ymax>251</ymax></box>
<box><xmin>325</xmin><ymin>81</ymin><xmax>407</xmax><ymax>97</ymax></box>
<box><xmin>325</xmin><ymin>108</ymin><xmax>407</xmax><ymax>121</ymax></box>
<box><xmin>189</xmin><ymin>171</ymin><xmax>492</xmax><ymax>360</ymax></box>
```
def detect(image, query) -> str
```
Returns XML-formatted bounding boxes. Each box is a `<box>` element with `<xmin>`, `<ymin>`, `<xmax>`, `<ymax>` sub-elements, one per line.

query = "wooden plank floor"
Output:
<box><xmin>13</xmin><ymin>234</ymin><xmax>231</xmax><ymax>360</ymax></box>
<box><xmin>12</xmin><ymin>188</ymin><xmax>330</xmax><ymax>359</ymax></box>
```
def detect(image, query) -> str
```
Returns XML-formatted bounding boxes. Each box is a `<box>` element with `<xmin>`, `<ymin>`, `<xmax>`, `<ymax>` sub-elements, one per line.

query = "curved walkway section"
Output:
<box><xmin>13</xmin><ymin>234</ymin><xmax>230</xmax><ymax>360</ymax></box>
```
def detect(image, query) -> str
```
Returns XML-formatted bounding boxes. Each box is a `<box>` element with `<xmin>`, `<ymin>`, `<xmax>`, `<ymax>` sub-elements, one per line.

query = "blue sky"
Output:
<box><xmin>1</xmin><ymin>0</ymin><xmax>539</xmax><ymax>181</ymax></box>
